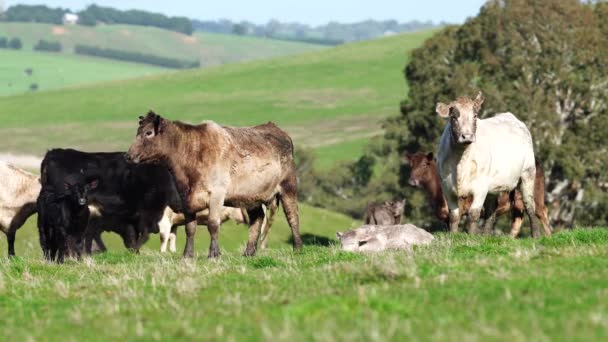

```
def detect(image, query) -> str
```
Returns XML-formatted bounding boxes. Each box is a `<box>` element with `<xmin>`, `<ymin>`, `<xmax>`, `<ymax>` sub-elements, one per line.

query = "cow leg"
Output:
<box><xmin>244</xmin><ymin>206</ymin><xmax>265</xmax><ymax>257</ymax></box>
<box><xmin>445</xmin><ymin>194</ymin><xmax>460</xmax><ymax>233</ymax></box>
<box><xmin>481</xmin><ymin>195</ymin><xmax>498</xmax><ymax>235</ymax></box>
<box><xmin>6</xmin><ymin>230</ymin><xmax>16</xmax><ymax>257</ymax></box>
<box><xmin>280</xmin><ymin>173</ymin><xmax>303</xmax><ymax>251</ymax></box>
<box><xmin>537</xmin><ymin>207</ymin><xmax>552</xmax><ymax>237</ymax></box>
<box><xmin>182</xmin><ymin>213</ymin><xmax>197</xmax><ymax>258</ymax></box>
<box><xmin>259</xmin><ymin>208</ymin><xmax>270</xmax><ymax>250</ymax></box>
<box><xmin>207</xmin><ymin>193</ymin><xmax>225</xmax><ymax>259</ymax></box>
<box><xmin>158</xmin><ymin>213</ymin><xmax>172</xmax><ymax>253</ymax></box>
<box><xmin>93</xmin><ymin>233</ymin><xmax>107</xmax><ymax>253</ymax></box>
<box><xmin>509</xmin><ymin>208</ymin><xmax>525</xmax><ymax>238</ymax></box>
<box><xmin>520</xmin><ymin>169</ymin><xmax>541</xmax><ymax>238</ymax></box>
<box><xmin>468</xmin><ymin>191</ymin><xmax>488</xmax><ymax>235</ymax></box>
<box><xmin>169</xmin><ymin>226</ymin><xmax>178</xmax><ymax>253</ymax></box>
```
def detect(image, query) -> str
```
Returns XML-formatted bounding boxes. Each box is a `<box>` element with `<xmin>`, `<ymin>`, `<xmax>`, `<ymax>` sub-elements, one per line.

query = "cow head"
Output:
<box><xmin>127</xmin><ymin>110</ymin><xmax>167</xmax><ymax>164</ymax></box>
<box><xmin>63</xmin><ymin>176</ymin><xmax>98</xmax><ymax>206</ymax></box>
<box><xmin>387</xmin><ymin>199</ymin><xmax>405</xmax><ymax>217</ymax></box>
<box><xmin>436</xmin><ymin>92</ymin><xmax>484</xmax><ymax>145</ymax></box>
<box><xmin>402</xmin><ymin>151</ymin><xmax>435</xmax><ymax>188</ymax></box>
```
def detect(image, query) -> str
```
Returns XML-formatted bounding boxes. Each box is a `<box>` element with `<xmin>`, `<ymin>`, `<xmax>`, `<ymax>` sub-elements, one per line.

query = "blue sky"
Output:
<box><xmin>5</xmin><ymin>0</ymin><xmax>487</xmax><ymax>25</ymax></box>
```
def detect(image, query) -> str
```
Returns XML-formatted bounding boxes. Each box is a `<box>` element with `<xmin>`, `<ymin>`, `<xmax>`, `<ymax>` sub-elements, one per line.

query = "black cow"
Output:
<box><xmin>37</xmin><ymin>148</ymin><xmax>181</xmax><ymax>262</ymax></box>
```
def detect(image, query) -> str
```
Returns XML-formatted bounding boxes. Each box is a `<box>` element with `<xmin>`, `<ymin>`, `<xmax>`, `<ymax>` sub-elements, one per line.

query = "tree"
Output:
<box><xmin>8</xmin><ymin>37</ymin><xmax>21</xmax><ymax>49</ymax></box>
<box><xmin>0</xmin><ymin>37</ymin><xmax>7</xmax><ymax>48</ymax></box>
<box><xmin>232</xmin><ymin>24</ymin><xmax>247</xmax><ymax>35</ymax></box>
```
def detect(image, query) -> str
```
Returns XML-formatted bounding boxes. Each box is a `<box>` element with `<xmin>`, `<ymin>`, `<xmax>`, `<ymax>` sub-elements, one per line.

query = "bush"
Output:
<box><xmin>8</xmin><ymin>38</ymin><xmax>22</xmax><ymax>49</ymax></box>
<box><xmin>0</xmin><ymin>37</ymin><xmax>7</xmax><ymax>48</ymax></box>
<box><xmin>3</xmin><ymin>5</ymin><xmax>67</xmax><ymax>25</ymax></box>
<box><xmin>74</xmin><ymin>44</ymin><xmax>200</xmax><ymax>69</ymax></box>
<box><xmin>29</xmin><ymin>83</ymin><xmax>39</xmax><ymax>91</ymax></box>
<box><xmin>33</xmin><ymin>40</ymin><xmax>62</xmax><ymax>52</ymax></box>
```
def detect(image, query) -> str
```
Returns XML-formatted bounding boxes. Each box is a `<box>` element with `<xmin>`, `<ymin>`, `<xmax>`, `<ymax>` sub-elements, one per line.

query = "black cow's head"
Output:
<box><xmin>436</xmin><ymin>92</ymin><xmax>484</xmax><ymax>145</ymax></box>
<box><xmin>63</xmin><ymin>176</ymin><xmax>98</xmax><ymax>206</ymax></box>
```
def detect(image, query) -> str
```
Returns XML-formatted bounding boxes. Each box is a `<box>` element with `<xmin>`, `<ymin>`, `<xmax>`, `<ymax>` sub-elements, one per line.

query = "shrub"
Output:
<box><xmin>8</xmin><ymin>37</ymin><xmax>22</xmax><ymax>49</ymax></box>
<box><xmin>33</xmin><ymin>39</ymin><xmax>62</xmax><ymax>52</ymax></box>
<box><xmin>74</xmin><ymin>44</ymin><xmax>199</xmax><ymax>69</ymax></box>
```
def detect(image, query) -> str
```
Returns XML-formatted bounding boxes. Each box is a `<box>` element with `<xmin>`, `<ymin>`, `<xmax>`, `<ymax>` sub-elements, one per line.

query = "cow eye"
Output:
<box><xmin>145</xmin><ymin>131</ymin><xmax>153</xmax><ymax>137</ymax></box>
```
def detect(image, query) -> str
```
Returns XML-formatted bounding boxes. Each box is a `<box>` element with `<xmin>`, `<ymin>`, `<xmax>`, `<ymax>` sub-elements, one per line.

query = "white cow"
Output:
<box><xmin>0</xmin><ymin>162</ymin><xmax>40</xmax><ymax>256</ymax></box>
<box><xmin>436</xmin><ymin>92</ymin><xmax>542</xmax><ymax>237</ymax></box>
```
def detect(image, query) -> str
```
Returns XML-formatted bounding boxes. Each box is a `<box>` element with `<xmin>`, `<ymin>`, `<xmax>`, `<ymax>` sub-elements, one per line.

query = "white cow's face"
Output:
<box><xmin>436</xmin><ymin>92</ymin><xmax>484</xmax><ymax>145</ymax></box>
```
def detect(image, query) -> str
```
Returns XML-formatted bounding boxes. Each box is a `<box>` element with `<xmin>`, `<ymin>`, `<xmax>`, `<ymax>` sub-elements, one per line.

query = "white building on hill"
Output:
<box><xmin>63</xmin><ymin>13</ymin><xmax>79</xmax><ymax>25</ymax></box>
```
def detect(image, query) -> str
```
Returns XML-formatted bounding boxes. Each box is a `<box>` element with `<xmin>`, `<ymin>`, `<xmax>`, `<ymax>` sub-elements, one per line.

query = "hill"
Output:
<box><xmin>0</xmin><ymin>29</ymin><xmax>436</xmax><ymax>169</ymax></box>
<box><xmin>0</xmin><ymin>22</ymin><xmax>327</xmax><ymax>67</ymax></box>
<box><xmin>0</xmin><ymin>49</ymin><xmax>166</xmax><ymax>96</ymax></box>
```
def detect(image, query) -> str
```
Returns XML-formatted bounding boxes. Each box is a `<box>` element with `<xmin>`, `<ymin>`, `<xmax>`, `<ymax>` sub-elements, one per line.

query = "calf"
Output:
<box><xmin>127</xmin><ymin>111</ymin><xmax>302</xmax><ymax>258</ymax></box>
<box><xmin>38</xmin><ymin>149</ymin><xmax>182</xmax><ymax>261</ymax></box>
<box><xmin>336</xmin><ymin>224</ymin><xmax>434</xmax><ymax>252</ymax></box>
<box><xmin>0</xmin><ymin>162</ymin><xmax>40</xmax><ymax>256</ymax></box>
<box><xmin>363</xmin><ymin>200</ymin><xmax>405</xmax><ymax>225</ymax></box>
<box><xmin>435</xmin><ymin>92</ymin><xmax>545</xmax><ymax>237</ymax></box>
<box><xmin>403</xmin><ymin>151</ymin><xmax>551</xmax><ymax>237</ymax></box>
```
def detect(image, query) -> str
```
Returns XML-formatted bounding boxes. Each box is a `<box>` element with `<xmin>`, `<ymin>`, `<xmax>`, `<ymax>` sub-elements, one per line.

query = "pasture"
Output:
<box><xmin>1</xmin><ymin>223</ymin><xmax>607</xmax><ymax>340</ymax></box>
<box><xmin>0</xmin><ymin>22</ymin><xmax>326</xmax><ymax>67</ymax></box>
<box><xmin>0</xmin><ymin>30</ymin><xmax>435</xmax><ymax>170</ymax></box>
<box><xmin>0</xmin><ymin>49</ymin><xmax>166</xmax><ymax>96</ymax></box>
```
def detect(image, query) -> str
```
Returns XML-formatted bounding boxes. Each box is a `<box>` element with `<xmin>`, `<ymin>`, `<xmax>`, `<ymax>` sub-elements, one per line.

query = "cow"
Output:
<box><xmin>126</xmin><ymin>111</ymin><xmax>303</xmax><ymax>258</ymax></box>
<box><xmin>435</xmin><ymin>92</ymin><xmax>544</xmax><ymax>237</ymax></box>
<box><xmin>1</xmin><ymin>161</ymin><xmax>40</xmax><ymax>256</ymax></box>
<box><xmin>37</xmin><ymin>173</ymin><xmax>96</xmax><ymax>262</ymax></box>
<box><xmin>363</xmin><ymin>200</ymin><xmax>405</xmax><ymax>225</ymax></box>
<box><xmin>336</xmin><ymin>224</ymin><xmax>434</xmax><ymax>252</ymax></box>
<box><xmin>38</xmin><ymin>148</ymin><xmax>182</xmax><ymax>261</ymax></box>
<box><xmin>403</xmin><ymin>151</ymin><xmax>552</xmax><ymax>237</ymax></box>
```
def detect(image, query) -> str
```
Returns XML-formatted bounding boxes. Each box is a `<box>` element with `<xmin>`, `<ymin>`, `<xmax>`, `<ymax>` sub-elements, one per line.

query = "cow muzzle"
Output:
<box><xmin>409</xmin><ymin>179</ymin><xmax>420</xmax><ymax>187</ymax></box>
<box><xmin>457</xmin><ymin>133</ymin><xmax>475</xmax><ymax>144</ymax></box>
<box><xmin>78</xmin><ymin>198</ymin><xmax>87</xmax><ymax>206</ymax></box>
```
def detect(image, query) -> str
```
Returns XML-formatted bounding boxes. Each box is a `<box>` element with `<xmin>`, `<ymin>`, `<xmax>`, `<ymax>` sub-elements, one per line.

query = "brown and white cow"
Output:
<box><xmin>403</xmin><ymin>151</ymin><xmax>552</xmax><ymax>237</ymax></box>
<box><xmin>435</xmin><ymin>92</ymin><xmax>545</xmax><ymax>237</ymax></box>
<box><xmin>0</xmin><ymin>162</ymin><xmax>40</xmax><ymax>256</ymax></box>
<box><xmin>126</xmin><ymin>111</ymin><xmax>302</xmax><ymax>258</ymax></box>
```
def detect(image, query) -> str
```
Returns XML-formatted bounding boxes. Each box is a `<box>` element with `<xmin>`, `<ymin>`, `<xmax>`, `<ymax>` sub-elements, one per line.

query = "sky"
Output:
<box><xmin>4</xmin><ymin>0</ymin><xmax>487</xmax><ymax>26</ymax></box>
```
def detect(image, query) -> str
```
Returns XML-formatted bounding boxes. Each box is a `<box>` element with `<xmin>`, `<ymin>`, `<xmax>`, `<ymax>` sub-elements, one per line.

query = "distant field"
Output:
<box><xmin>0</xmin><ymin>50</ymin><xmax>166</xmax><ymax>96</ymax></box>
<box><xmin>1</xmin><ymin>226</ymin><xmax>606</xmax><ymax>340</ymax></box>
<box><xmin>0</xmin><ymin>23</ymin><xmax>326</xmax><ymax>67</ymax></box>
<box><xmin>0</xmin><ymin>30</ymin><xmax>436</xmax><ymax>169</ymax></box>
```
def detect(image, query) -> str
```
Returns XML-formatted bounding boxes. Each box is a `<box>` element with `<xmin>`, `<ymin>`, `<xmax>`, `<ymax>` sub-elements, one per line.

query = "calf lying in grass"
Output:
<box><xmin>336</xmin><ymin>224</ymin><xmax>434</xmax><ymax>252</ymax></box>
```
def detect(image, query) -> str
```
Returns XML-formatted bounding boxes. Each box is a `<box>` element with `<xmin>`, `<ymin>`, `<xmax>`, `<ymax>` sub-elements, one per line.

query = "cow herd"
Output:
<box><xmin>0</xmin><ymin>91</ymin><xmax>552</xmax><ymax>262</ymax></box>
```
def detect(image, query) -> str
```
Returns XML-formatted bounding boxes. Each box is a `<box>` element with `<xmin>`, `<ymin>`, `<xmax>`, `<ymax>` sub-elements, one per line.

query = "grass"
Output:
<box><xmin>0</xmin><ymin>49</ymin><xmax>166</xmax><ymax>96</ymax></box>
<box><xmin>0</xmin><ymin>23</ymin><xmax>326</xmax><ymax>67</ymax></box>
<box><xmin>1</xmin><ymin>226</ymin><xmax>607</xmax><ymax>340</ymax></box>
<box><xmin>0</xmin><ymin>29</ymin><xmax>435</xmax><ymax>169</ymax></box>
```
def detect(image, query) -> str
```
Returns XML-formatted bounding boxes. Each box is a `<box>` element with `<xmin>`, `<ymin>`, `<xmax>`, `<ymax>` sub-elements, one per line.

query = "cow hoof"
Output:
<box><xmin>243</xmin><ymin>247</ymin><xmax>257</xmax><ymax>257</ymax></box>
<box><xmin>208</xmin><ymin>249</ymin><xmax>221</xmax><ymax>259</ymax></box>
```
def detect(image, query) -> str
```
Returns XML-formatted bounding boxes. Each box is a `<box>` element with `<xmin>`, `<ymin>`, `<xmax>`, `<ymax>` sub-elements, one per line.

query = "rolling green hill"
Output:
<box><xmin>0</xmin><ymin>22</ymin><xmax>327</xmax><ymax>67</ymax></box>
<box><xmin>0</xmin><ymin>49</ymin><xmax>166</xmax><ymax>96</ymax></box>
<box><xmin>0</xmin><ymin>29</ymin><xmax>436</xmax><ymax>169</ymax></box>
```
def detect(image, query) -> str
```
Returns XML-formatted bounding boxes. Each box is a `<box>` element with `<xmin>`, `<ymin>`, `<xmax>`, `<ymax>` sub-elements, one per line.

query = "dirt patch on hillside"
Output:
<box><xmin>182</xmin><ymin>36</ymin><xmax>198</xmax><ymax>45</ymax></box>
<box><xmin>52</xmin><ymin>26</ymin><xmax>67</xmax><ymax>35</ymax></box>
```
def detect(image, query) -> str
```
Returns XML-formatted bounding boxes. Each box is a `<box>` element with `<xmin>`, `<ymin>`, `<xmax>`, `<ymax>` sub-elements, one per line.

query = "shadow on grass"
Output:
<box><xmin>288</xmin><ymin>233</ymin><xmax>336</xmax><ymax>247</ymax></box>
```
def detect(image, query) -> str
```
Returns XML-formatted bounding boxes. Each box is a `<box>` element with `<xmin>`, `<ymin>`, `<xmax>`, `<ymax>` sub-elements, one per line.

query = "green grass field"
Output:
<box><xmin>0</xmin><ymin>23</ymin><xmax>326</xmax><ymax>67</ymax></box>
<box><xmin>1</xmin><ymin>225</ymin><xmax>606</xmax><ymax>340</ymax></box>
<box><xmin>0</xmin><ymin>49</ymin><xmax>167</xmax><ymax>96</ymax></box>
<box><xmin>0</xmin><ymin>29</ymin><xmax>435</xmax><ymax>169</ymax></box>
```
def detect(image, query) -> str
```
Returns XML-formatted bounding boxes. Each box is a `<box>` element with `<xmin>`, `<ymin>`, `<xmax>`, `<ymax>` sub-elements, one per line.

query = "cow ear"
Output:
<box><xmin>473</xmin><ymin>91</ymin><xmax>485</xmax><ymax>113</ymax></box>
<box><xmin>336</xmin><ymin>232</ymin><xmax>343</xmax><ymax>239</ymax></box>
<box><xmin>436</xmin><ymin>103</ymin><xmax>450</xmax><ymax>118</ymax></box>
<box><xmin>402</xmin><ymin>151</ymin><xmax>411</xmax><ymax>163</ymax></box>
<box><xmin>153</xmin><ymin>114</ymin><xmax>164</xmax><ymax>134</ymax></box>
<box><xmin>89</xmin><ymin>179</ymin><xmax>99</xmax><ymax>189</ymax></box>
<box><xmin>64</xmin><ymin>182</ymin><xmax>70</xmax><ymax>190</ymax></box>
<box><xmin>426</xmin><ymin>152</ymin><xmax>434</xmax><ymax>161</ymax></box>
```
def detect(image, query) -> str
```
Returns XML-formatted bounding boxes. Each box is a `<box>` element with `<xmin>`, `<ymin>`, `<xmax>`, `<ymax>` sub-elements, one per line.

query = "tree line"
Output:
<box><xmin>194</xmin><ymin>19</ymin><xmax>440</xmax><ymax>45</ymax></box>
<box><xmin>74</xmin><ymin>45</ymin><xmax>200</xmax><ymax>69</ymax></box>
<box><xmin>0</xmin><ymin>4</ymin><xmax>193</xmax><ymax>35</ymax></box>
<box><xmin>300</xmin><ymin>0</ymin><xmax>608</xmax><ymax>230</ymax></box>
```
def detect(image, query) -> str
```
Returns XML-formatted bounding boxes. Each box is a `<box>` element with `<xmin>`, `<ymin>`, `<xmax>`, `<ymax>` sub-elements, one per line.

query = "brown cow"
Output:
<box><xmin>126</xmin><ymin>111</ymin><xmax>302</xmax><ymax>258</ymax></box>
<box><xmin>363</xmin><ymin>200</ymin><xmax>405</xmax><ymax>225</ymax></box>
<box><xmin>403</xmin><ymin>151</ymin><xmax>551</xmax><ymax>237</ymax></box>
